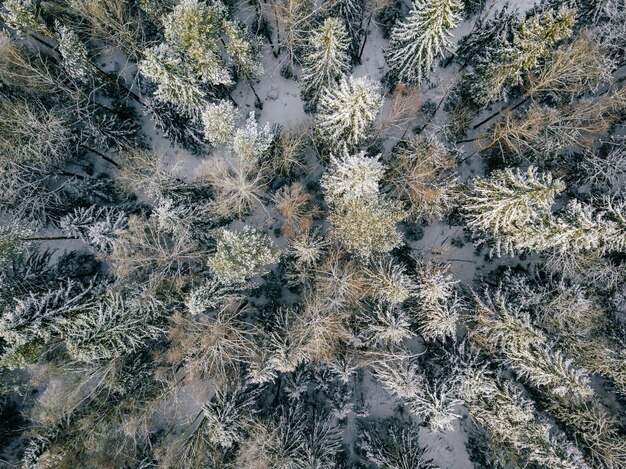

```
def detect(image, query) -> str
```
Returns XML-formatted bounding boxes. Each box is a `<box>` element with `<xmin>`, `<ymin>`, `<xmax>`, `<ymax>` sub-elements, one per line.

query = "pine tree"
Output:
<box><xmin>364</xmin><ymin>257</ymin><xmax>416</xmax><ymax>305</ymax></box>
<box><xmin>321</xmin><ymin>151</ymin><xmax>385</xmax><ymax>206</ymax></box>
<box><xmin>300</xmin><ymin>18</ymin><xmax>350</xmax><ymax>104</ymax></box>
<box><xmin>360</xmin><ymin>423</ymin><xmax>438</xmax><ymax>469</ymax></box>
<box><xmin>316</xmin><ymin>76</ymin><xmax>383</xmax><ymax>150</ymax></box>
<box><xmin>362</xmin><ymin>304</ymin><xmax>413</xmax><ymax>347</ymax></box>
<box><xmin>201</xmin><ymin>100</ymin><xmax>240</xmax><ymax>145</ymax></box>
<box><xmin>386</xmin><ymin>0</ymin><xmax>464</xmax><ymax>85</ymax></box>
<box><xmin>222</xmin><ymin>20</ymin><xmax>263</xmax><ymax>81</ymax></box>
<box><xmin>140</xmin><ymin>44</ymin><xmax>207</xmax><ymax>115</ymax></box>
<box><xmin>0</xmin><ymin>281</ymin><xmax>97</xmax><ymax>368</ymax></box>
<box><xmin>162</xmin><ymin>0</ymin><xmax>232</xmax><ymax>86</ymax></box>
<box><xmin>413</xmin><ymin>261</ymin><xmax>462</xmax><ymax>341</ymax></box>
<box><xmin>207</xmin><ymin>226</ymin><xmax>280</xmax><ymax>285</ymax></box>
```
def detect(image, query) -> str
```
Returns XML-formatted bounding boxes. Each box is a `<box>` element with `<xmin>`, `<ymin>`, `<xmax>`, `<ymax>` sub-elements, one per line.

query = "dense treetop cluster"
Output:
<box><xmin>0</xmin><ymin>0</ymin><xmax>625</xmax><ymax>467</ymax></box>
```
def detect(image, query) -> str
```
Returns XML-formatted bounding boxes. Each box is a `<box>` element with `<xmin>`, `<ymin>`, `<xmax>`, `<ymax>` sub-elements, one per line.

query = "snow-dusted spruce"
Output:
<box><xmin>300</xmin><ymin>17</ymin><xmax>350</xmax><ymax>104</ymax></box>
<box><xmin>200</xmin><ymin>100</ymin><xmax>239</xmax><ymax>145</ymax></box>
<box><xmin>0</xmin><ymin>281</ymin><xmax>96</xmax><ymax>368</ymax></box>
<box><xmin>464</xmin><ymin>166</ymin><xmax>564</xmax><ymax>255</ymax></box>
<box><xmin>458</xmin><ymin>366</ymin><xmax>589</xmax><ymax>469</ymax></box>
<box><xmin>55</xmin><ymin>22</ymin><xmax>91</xmax><ymax>82</ymax></box>
<box><xmin>316</xmin><ymin>76</ymin><xmax>383</xmax><ymax>150</ymax></box>
<box><xmin>361</xmin><ymin>304</ymin><xmax>413</xmax><ymax>347</ymax></box>
<box><xmin>140</xmin><ymin>45</ymin><xmax>207</xmax><ymax>115</ymax></box>
<box><xmin>207</xmin><ymin>226</ymin><xmax>280</xmax><ymax>285</ymax></box>
<box><xmin>373</xmin><ymin>358</ymin><xmax>462</xmax><ymax>431</ymax></box>
<box><xmin>0</xmin><ymin>217</ymin><xmax>33</xmax><ymax>266</ymax></box>
<box><xmin>140</xmin><ymin>0</ymin><xmax>261</xmax><ymax>114</ymax></box>
<box><xmin>468</xmin><ymin>7</ymin><xmax>576</xmax><ymax>105</ymax></box>
<box><xmin>360</xmin><ymin>423</ymin><xmax>438</xmax><ymax>468</ymax></box>
<box><xmin>471</xmin><ymin>290</ymin><xmax>594</xmax><ymax>402</ymax></box>
<box><xmin>413</xmin><ymin>261</ymin><xmax>462</xmax><ymax>341</ymax></box>
<box><xmin>321</xmin><ymin>150</ymin><xmax>405</xmax><ymax>256</ymax></box>
<box><xmin>60</xmin><ymin>293</ymin><xmax>164</xmax><ymax>362</ymax></box>
<box><xmin>386</xmin><ymin>0</ymin><xmax>463</xmax><ymax>85</ymax></box>
<box><xmin>364</xmin><ymin>256</ymin><xmax>416</xmax><ymax>305</ymax></box>
<box><xmin>60</xmin><ymin>205</ymin><xmax>128</xmax><ymax>252</ymax></box>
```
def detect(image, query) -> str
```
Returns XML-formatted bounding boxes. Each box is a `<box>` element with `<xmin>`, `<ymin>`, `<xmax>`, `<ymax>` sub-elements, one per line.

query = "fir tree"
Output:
<box><xmin>360</xmin><ymin>423</ymin><xmax>438</xmax><ymax>468</ymax></box>
<box><xmin>140</xmin><ymin>45</ymin><xmax>207</xmax><ymax>115</ymax></box>
<box><xmin>316</xmin><ymin>76</ymin><xmax>383</xmax><ymax>150</ymax></box>
<box><xmin>386</xmin><ymin>0</ymin><xmax>464</xmax><ymax>85</ymax></box>
<box><xmin>300</xmin><ymin>18</ymin><xmax>351</xmax><ymax>104</ymax></box>
<box><xmin>458</xmin><ymin>366</ymin><xmax>589</xmax><ymax>469</ymax></box>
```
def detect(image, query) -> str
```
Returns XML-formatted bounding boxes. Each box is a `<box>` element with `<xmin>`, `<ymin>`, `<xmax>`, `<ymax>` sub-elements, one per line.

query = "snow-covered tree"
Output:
<box><xmin>372</xmin><ymin>358</ymin><xmax>462</xmax><ymax>431</ymax></box>
<box><xmin>471</xmin><ymin>290</ymin><xmax>594</xmax><ymax>402</ymax></box>
<box><xmin>201</xmin><ymin>384</ymin><xmax>257</xmax><ymax>448</ymax></box>
<box><xmin>321</xmin><ymin>151</ymin><xmax>385</xmax><ymax>205</ymax></box>
<box><xmin>316</xmin><ymin>76</ymin><xmax>383</xmax><ymax>150</ymax></box>
<box><xmin>365</xmin><ymin>257</ymin><xmax>416</xmax><ymax>305</ymax></box>
<box><xmin>60</xmin><ymin>293</ymin><xmax>164</xmax><ymax>362</ymax></box>
<box><xmin>0</xmin><ymin>218</ymin><xmax>33</xmax><ymax>266</ymax></box>
<box><xmin>207</xmin><ymin>226</ymin><xmax>279</xmax><ymax>285</ymax></box>
<box><xmin>201</xmin><ymin>100</ymin><xmax>239</xmax><ymax>145</ymax></box>
<box><xmin>412</xmin><ymin>261</ymin><xmax>462</xmax><ymax>341</ymax></box>
<box><xmin>300</xmin><ymin>18</ymin><xmax>350</xmax><ymax>103</ymax></box>
<box><xmin>458</xmin><ymin>366</ymin><xmax>588</xmax><ymax>469</ymax></box>
<box><xmin>322</xmin><ymin>150</ymin><xmax>405</xmax><ymax>256</ymax></box>
<box><xmin>0</xmin><ymin>281</ymin><xmax>95</xmax><ymax>367</ymax></box>
<box><xmin>60</xmin><ymin>206</ymin><xmax>128</xmax><ymax>252</ymax></box>
<box><xmin>221</xmin><ymin>20</ymin><xmax>263</xmax><ymax>80</ymax></box>
<box><xmin>362</xmin><ymin>304</ymin><xmax>413</xmax><ymax>347</ymax></box>
<box><xmin>141</xmin><ymin>0</ymin><xmax>262</xmax><ymax>113</ymax></box>
<box><xmin>232</xmin><ymin>112</ymin><xmax>276</xmax><ymax>163</ymax></box>
<box><xmin>360</xmin><ymin>423</ymin><xmax>438</xmax><ymax>469</ymax></box>
<box><xmin>386</xmin><ymin>0</ymin><xmax>464</xmax><ymax>85</ymax></box>
<box><xmin>464</xmin><ymin>166</ymin><xmax>565</xmax><ymax>255</ymax></box>
<box><xmin>162</xmin><ymin>0</ymin><xmax>232</xmax><ymax>86</ymax></box>
<box><xmin>140</xmin><ymin>45</ymin><xmax>207</xmax><ymax>116</ymax></box>
<box><xmin>468</xmin><ymin>7</ymin><xmax>576</xmax><ymax>105</ymax></box>
<box><xmin>330</xmin><ymin>198</ymin><xmax>405</xmax><ymax>257</ymax></box>
<box><xmin>56</xmin><ymin>22</ymin><xmax>91</xmax><ymax>82</ymax></box>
